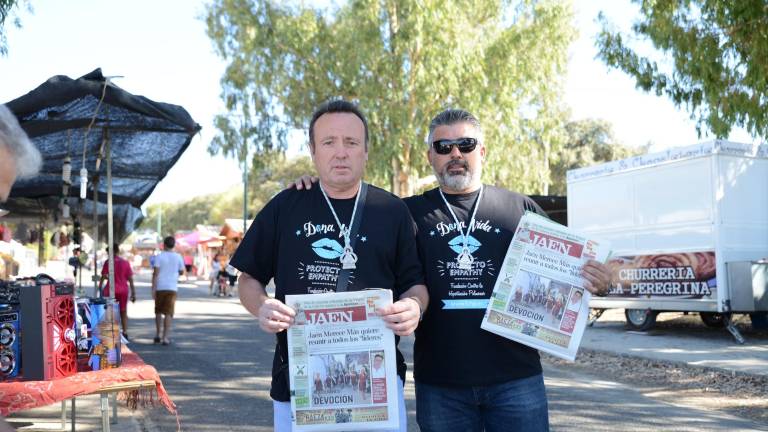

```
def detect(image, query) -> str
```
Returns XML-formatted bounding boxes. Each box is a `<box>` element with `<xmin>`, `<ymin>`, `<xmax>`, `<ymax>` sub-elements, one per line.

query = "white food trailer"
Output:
<box><xmin>567</xmin><ymin>141</ymin><xmax>768</xmax><ymax>341</ymax></box>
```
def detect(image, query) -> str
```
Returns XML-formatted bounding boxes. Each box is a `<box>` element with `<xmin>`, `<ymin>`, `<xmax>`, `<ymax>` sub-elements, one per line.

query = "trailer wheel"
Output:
<box><xmin>700</xmin><ymin>312</ymin><xmax>727</xmax><ymax>328</ymax></box>
<box><xmin>625</xmin><ymin>309</ymin><xmax>657</xmax><ymax>331</ymax></box>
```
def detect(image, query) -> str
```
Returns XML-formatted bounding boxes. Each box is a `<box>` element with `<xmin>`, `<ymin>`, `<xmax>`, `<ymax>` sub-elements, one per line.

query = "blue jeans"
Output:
<box><xmin>416</xmin><ymin>374</ymin><xmax>549</xmax><ymax>432</ymax></box>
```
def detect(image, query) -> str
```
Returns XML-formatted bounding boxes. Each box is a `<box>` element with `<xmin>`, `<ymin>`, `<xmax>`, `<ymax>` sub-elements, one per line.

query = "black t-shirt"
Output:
<box><xmin>230</xmin><ymin>184</ymin><xmax>424</xmax><ymax>401</ymax></box>
<box><xmin>404</xmin><ymin>185</ymin><xmax>546</xmax><ymax>386</ymax></box>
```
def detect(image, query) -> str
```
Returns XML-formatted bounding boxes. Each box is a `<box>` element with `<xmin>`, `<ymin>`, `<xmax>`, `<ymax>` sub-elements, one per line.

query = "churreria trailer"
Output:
<box><xmin>567</xmin><ymin>141</ymin><xmax>768</xmax><ymax>341</ymax></box>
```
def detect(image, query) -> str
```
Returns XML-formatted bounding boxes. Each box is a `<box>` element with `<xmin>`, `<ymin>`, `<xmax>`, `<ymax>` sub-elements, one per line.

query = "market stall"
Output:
<box><xmin>0</xmin><ymin>69</ymin><xmax>198</xmax><ymax>428</ymax></box>
<box><xmin>3</xmin><ymin>68</ymin><xmax>200</xmax><ymax>294</ymax></box>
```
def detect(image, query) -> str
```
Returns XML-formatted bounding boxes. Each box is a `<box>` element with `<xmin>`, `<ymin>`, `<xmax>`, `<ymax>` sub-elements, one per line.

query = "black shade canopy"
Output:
<box><xmin>4</xmin><ymin>68</ymin><xmax>201</xmax><ymax>239</ymax></box>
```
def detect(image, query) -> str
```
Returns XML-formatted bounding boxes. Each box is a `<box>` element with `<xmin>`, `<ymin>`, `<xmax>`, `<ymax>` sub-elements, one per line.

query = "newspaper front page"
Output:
<box><xmin>481</xmin><ymin>212</ymin><xmax>610</xmax><ymax>361</ymax></box>
<box><xmin>286</xmin><ymin>289</ymin><xmax>399</xmax><ymax>431</ymax></box>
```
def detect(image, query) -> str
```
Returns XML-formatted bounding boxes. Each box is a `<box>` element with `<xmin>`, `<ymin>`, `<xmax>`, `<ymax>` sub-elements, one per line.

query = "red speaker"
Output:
<box><xmin>20</xmin><ymin>276</ymin><xmax>77</xmax><ymax>381</ymax></box>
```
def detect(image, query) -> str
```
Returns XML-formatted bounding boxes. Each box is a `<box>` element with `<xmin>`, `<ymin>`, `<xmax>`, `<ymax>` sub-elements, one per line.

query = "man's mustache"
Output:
<box><xmin>443</xmin><ymin>160</ymin><xmax>469</xmax><ymax>173</ymax></box>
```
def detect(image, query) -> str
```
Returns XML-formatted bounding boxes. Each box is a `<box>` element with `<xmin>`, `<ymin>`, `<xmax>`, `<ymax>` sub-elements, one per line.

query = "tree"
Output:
<box><xmin>0</xmin><ymin>0</ymin><xmax>27</xmax><ymax>56</ymax></box>
<box><xmin>141</xmin><ymin>156</ymin><xmax>314</xmax><ymax>234</ymax></box>
<box><xmin>205</xmin><ymin>0</ymin><xmax>576</xmax><ymax>196</ymax></box>
<box><xmin>143</xmin><ymin>195</ymin><xmax>221</xmax><ymax>237</ymax></box>
<box><xmin>247</xmin><ymin>154</ymin><xmax>314</xmax><ymax>210</ymax></box>
<box><xmin>548</xmin><ymin>118</ymin><xmax>646</xmax><ymax>195</ymax></box>
<box><xmin>596</xmin><ymin>0</ymin><xmax>768</xmax><ymax>139</ymax></box>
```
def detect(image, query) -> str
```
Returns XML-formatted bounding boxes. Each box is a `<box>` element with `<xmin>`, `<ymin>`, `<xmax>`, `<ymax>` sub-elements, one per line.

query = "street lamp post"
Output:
<box><xmin>242</xmin><ymin>146</ymin><xmax>248</xmax><ymax>235</ymax></box>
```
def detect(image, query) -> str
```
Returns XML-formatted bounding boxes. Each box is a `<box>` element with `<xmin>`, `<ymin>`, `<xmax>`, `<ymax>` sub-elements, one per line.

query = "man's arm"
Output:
<box><xmin>151</xmin><ymin>268</ymin><xmax>158</xmax><ymax>300</ymax></box>
<box><xmin>238</xmin><ymin>272</ymin><xmax>296</xmax><ymax>333</ymax></box>
<box><xmin>378</xmin><ymin>283</ymin><xmax>428</xmax><ymax>336</ymax></box>
<box><xmin>128</xmin><ymin>275</ymin><xmax>136</xmax><ymax>302</ymax></box>
<box><xmin>97</xmin><ymin>274</ymin><xmax>107</xmax><ymax>292</ymax></box>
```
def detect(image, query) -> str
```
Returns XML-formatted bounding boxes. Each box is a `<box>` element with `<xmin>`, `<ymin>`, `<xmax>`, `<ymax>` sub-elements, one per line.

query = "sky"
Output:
<box><xmin>0</xmin><ymin>0</ymin><xmax>758</xmax><ymax>207</ymax></box>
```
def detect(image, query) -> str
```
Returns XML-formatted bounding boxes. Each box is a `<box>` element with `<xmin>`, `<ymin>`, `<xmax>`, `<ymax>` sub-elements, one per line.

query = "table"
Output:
<box><xmin>0</xmin><ymin>346</ymin><xmax>175</xmax><ymax>431</ymax></box>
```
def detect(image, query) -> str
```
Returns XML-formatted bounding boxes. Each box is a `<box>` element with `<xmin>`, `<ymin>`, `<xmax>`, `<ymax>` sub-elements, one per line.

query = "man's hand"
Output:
<box><xmin>377</xmin><ymin>297</ymin><xmax>422</xmax><ymax>336</ymax></box>
<box><xmin>582</xmin><ymin>260</ymin><xmax>611</xmax><ymax>296</ymax></box>
<box><xmin>287</xmin><ymin>175</ymin><xmax>318</xmax><ymax>190</ymax></box>
<box><xmin>257</xmin><ymin>298</ymin><xmax>296</xmax><ymax>333</ymax></box>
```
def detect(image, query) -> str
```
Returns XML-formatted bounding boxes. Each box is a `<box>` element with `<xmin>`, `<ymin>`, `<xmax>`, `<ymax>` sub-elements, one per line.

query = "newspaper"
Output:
<box><xmin>286</xmin><ymin>289</ymin><xmax>399</xmax><ymax>431</ymax></box>
<box><xmin>481</xmin><ymin>212</ymin><xmax>610</xmax><ymax>361</ymax></box>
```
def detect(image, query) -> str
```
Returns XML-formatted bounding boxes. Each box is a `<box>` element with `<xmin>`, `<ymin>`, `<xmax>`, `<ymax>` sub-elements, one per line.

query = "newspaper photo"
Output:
<box><xmin>481</xmin><ymin>212</ymin><xmax>610</xmax><ymax>361</ymax></box>
<box><xmin>286</xmin><ymin>289</ymin><xmax>399</xmax><ymax>431</ymax></box>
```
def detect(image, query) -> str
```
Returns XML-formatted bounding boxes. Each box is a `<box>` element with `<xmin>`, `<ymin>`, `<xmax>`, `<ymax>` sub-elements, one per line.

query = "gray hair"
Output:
<box><xmin>426</xmin><ymin>108</ymin><xmax>484</xmax><ymax>147</ymax></box>
<box><xmin>0</xmin><ymin>104</ymin><xmax>42</xmax><ymax>178</ymax></box>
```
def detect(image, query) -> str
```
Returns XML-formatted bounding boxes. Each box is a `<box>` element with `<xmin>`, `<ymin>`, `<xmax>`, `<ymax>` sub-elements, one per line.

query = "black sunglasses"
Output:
<box><xmin>431</xmin><ymin>137</ymin><xmax>478</xmax><ymax>155</ymax></box>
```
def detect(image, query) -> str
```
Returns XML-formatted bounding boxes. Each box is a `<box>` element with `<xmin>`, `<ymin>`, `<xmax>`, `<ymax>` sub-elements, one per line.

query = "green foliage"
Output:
<box><xmin>205</xmin><ymin>0</ymin><xmax>576</xmax><ymax>196</ymax></box>
<box><xmin>596</xmin><ymin>0</ymin><xmax>768</xmax><ymax>139</ymax></box>
<box><xmin>248</xmin><ymin>154</ymin><xmax>314</xmax><ymax>210</ymax></box>
<box><xmin>548</xmin><ymin>119</ymin><xmax>646</xmax><ymax>195</ymax></box>
<box><xmin>141</xmin><ymin>156</ymin><xmax>314</xmax><ymax>233</ymax></box>
<box><xmin>143</xmin><ymin>195</ymin><xmax>220</xmax><ymax>237</ymax></box>
<box><xmin>0</xmin><ymin>0</ymin><xmax>28</xmax><ymax>56</ymax></box>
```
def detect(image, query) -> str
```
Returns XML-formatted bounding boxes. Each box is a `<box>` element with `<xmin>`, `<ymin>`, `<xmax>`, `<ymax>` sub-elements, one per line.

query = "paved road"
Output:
<box><xmin>124</xmin><ymin>274</ymin><xmax>766</xmax><ymax>431</ymax></box>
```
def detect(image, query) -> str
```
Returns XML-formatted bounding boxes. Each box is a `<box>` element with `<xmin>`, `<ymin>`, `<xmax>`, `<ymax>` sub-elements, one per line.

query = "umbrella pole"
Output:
<box><xmin>106</xmin><ymin>129</ymin><xmax>115</xmax><ymax>302</ymax></box>
<box><xmin>92</xmin><ymin>171</ymin><xmax>99</xmax><ymax>297</ymax></box>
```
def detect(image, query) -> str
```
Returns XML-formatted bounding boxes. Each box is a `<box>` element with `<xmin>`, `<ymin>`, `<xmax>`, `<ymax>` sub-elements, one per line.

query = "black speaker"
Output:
<box><xmin>0</xmin><ymin>304</ymin><xmax>21</xmax><ymax>380</ymax></box>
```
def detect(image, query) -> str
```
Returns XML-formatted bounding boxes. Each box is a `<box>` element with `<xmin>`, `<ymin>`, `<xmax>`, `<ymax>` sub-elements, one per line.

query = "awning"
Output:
<box><xmin>3</xmin><ymin>68</ymin><xmax>201</xmax><ymax>240</ymax></box>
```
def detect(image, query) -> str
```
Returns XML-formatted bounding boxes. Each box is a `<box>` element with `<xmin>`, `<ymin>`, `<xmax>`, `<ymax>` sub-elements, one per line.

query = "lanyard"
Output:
<box><xmin>319</xmin><ymin>181</ymin><xmax>362</xmax><ymax>270</ymax></box>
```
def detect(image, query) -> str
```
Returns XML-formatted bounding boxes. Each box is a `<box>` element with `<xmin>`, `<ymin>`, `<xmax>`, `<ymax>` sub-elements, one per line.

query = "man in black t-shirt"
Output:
<box><xmin>230</xmin><ymin>100</ymin><xmax>428</xmax><ymax>432</ymax></box>
<box><xmin>403</xmin><ymin>109</ymin><xmax>610</xmax><ymax>432</ymax></box>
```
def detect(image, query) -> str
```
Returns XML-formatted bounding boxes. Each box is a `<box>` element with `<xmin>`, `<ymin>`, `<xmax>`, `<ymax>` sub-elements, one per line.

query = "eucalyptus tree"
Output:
<box><xmin>205</xmin><ymin>0</ymin><xmax>575</xmax><ymax>195</ymax></box>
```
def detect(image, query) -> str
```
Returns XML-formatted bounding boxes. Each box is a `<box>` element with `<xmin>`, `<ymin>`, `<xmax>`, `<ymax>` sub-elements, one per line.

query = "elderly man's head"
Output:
<box><xmin>426</xmin><ymin>109</ymin><xmax>485</xmax><ymax>194</ymax></box>
<box><xmin>0</xmin><ymin>104</ymin><xmax>42</xmax><ymax>202</ymax></box>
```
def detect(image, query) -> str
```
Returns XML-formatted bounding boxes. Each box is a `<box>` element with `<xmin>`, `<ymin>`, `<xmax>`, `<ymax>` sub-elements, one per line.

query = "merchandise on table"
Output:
<box><xmin>76</xmin><ymin>297</ymin><xmax>122</xmax><ymax>371</ymax></box>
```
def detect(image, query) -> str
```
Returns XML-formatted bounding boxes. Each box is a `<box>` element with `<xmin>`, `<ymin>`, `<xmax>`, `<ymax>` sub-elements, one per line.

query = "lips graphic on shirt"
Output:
<box><xmin>448</xmin><ymin>234</ymin><xmax>481</xmax><ymax>255</ymax></box>
<box><xmin>311</xmin><ymin>237</ymin><xmax>345</xmax><ymax>259</ymax></box>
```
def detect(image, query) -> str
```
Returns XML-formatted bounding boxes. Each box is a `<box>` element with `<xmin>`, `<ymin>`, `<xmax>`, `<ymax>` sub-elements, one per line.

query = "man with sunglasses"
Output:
<box><xmin>404</xmin><ymin>108</ymin><xmax>610</xmax><ymax>432</ymax></box>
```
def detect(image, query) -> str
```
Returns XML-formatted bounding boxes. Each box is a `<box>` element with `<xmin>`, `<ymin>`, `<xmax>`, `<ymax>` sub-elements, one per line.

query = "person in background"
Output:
<box><xmin>151</xmin><ymin>236</ymin><xmax>185</xmax><ymax>346</ymax></box>
<box><xmin>225</xmin><ymin>261</ymin><xmax>238</xmax><ymax>297</ymax></box>
<box><xmin>209</xmin><ymin>253</ymin><xmax>222</xmax><ymax>295</ymax></box>
<box><xmin>98</xmin><ymin>243</ymin><xmax>136</xmax><ymax>341</ymax></box>
<box><xmin>68</xmin><ymin>248</ymin><xmax>84</xmax><ymax>278</ymax></box>
<box><xmin>183</xmin><ymin>253</ymin><xmax>194</xmax><ymax>279</ymax></box>
<box><xmin>0</xmin><ymin>103</ymin><xmax>42</xmax><ymax>431</ymax></box>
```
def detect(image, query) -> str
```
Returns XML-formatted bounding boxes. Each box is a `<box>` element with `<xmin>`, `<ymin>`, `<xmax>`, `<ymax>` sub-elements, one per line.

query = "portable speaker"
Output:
<box><xmin>19</xmin><ymin>276</ymin><xmax>77</xmax><ymax>381</ymax></box>
<box><xmin>0</xmin><ymin>305</ymin><xmax>21</xmax><ymax>380</ymax></box>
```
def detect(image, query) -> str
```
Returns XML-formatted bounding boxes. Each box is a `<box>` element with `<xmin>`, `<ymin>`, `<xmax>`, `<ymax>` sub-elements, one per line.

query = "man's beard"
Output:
<box><xmin>435</xmin><ymin>160</ymin><xmax>479</xmax><ymax>191</ymax></box>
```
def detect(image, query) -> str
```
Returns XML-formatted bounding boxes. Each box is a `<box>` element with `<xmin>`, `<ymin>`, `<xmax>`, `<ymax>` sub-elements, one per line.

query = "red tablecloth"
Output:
<box><xmin>0</xmin><ymin>347</ymin><xmax>175</xmax><ymax>416</ymax></box>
